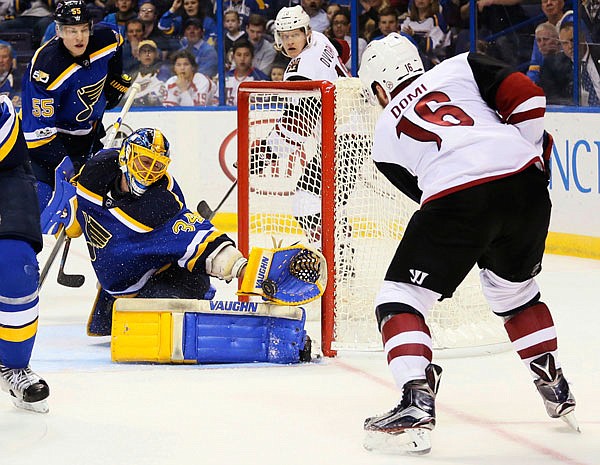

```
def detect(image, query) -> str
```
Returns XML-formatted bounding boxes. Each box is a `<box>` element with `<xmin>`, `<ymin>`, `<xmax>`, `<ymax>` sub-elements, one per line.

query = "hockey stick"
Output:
<box><xmin>40</xmin><ymin>83</ymin><xmax>142</xmax><ymax>290</ymax></box>
<box><xmin>197</xmin><ymin>179</ymin><xmax>237</xmax><ymax>221</ymax></box>
<box><xmin>39</xmin><ymin>228</ymin><xmax>66</xmax><ymax>289</ymax></box>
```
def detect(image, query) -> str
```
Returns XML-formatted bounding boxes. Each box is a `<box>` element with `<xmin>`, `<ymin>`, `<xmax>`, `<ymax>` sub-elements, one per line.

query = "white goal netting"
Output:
<box><xmin>238</xmin><ymin>78</ymin><xmax>509</xmax><ymax>357</ymax></box>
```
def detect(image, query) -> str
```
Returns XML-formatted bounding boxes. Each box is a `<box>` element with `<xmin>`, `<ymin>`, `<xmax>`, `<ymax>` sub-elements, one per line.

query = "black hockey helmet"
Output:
<box><xmin>54</xmin><ymin>0</ymin><xmax>92</xmax><ymax>26</ymax></box>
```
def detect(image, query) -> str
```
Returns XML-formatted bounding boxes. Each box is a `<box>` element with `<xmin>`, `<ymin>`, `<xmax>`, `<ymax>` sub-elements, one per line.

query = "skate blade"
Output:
<box><xmin>12</xmin><ymin>398</ymin><xmax>49</xmax><ymax>414</ymax></box>
<box><xmin>560</xmin><ymin>412</ymin><xmax>580</xmax><ymax>433</ymax></box>
<box><xmin>364</xmin><ymin>428</ymin><xmax>431</xmax><ymax>455</ymax></box>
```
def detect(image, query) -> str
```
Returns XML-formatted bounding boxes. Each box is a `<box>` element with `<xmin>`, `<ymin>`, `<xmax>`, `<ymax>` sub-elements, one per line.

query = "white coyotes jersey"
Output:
<box><xmin>284</xmin><ymin>30</ymin><xmax>349</xmax><ymax>82</ymax></box>
<box><xmin>372</xmin><ymin>53</ymin><xmax>544</xmax><ymax>205</ymax></box>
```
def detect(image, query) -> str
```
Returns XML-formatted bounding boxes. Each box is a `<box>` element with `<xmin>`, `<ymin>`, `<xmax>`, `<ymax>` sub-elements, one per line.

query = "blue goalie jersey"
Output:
<box><xmin>21</xmin><ymin>25</ymin><xmax>123</xmax><ymax>181</ymax></box>
<box><xmin>75</xmin><ymin>150</ymin><xmax>235</xmax><ymax>295</ymax></box>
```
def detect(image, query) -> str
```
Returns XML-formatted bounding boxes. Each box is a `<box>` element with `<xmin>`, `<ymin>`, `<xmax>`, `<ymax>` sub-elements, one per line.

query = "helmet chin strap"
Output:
<box><xmin>122</xmin><ymin>167</ymin><xmax>147</xmax><ymax>197</ymax></box>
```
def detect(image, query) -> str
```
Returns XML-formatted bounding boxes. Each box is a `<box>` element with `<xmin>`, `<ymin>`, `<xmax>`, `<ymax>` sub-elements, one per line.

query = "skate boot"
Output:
<box><xmin>530</xmin><ymin>353</ymin><xmax>579</xmax><ymax>432</ymax></box>
<box><xmin>364</xmin><ymin>363</ymin><xmax>442</xmax><ymax>454</ymax></box>
<box><xmin>0</xmin><ymin>364</ymin><xmax>49</xmax><ymax>413</ymax></box>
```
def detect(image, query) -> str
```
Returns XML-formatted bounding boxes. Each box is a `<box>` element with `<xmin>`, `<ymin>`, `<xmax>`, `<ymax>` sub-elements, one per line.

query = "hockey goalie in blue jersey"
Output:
<box><xmin>0</xmin><ymin>95</ymin><xmax>49</xmax><ymax>413</ymax></box>
<box><xmin>59</xmin><ymin>128</ymin><xmax>326</xmax><ymax>339</ymax></box>
<box><xmin>20</xmin><ymin>0</ymin><xmax>131</xmax><ymax>211</ymax></box>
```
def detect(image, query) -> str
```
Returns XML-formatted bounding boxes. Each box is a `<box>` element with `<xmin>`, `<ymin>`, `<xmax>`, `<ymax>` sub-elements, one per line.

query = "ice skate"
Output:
<box><xmin>0</xmin><ymin>364</ymin><xmax>49</xmax><ymax>413</ymax></box>
<box><xmin>530</xmin><ymin>353</ymin><xmax>579</xmax><ymax>432</ymax></box>
<box><xmin>364</xmin><ymin>363</ymin><xmax>442</xmax><ymax>454</ymax></box>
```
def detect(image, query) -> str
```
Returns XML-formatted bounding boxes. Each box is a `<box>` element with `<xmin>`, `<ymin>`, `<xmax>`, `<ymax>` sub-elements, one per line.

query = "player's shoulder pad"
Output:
<box><xmin>90</xmin><ymin>24</ymin><xmax>124</xmax><ymax>51</ymax></box>
<box><xmin>127</xmin><ymin>174</ymin><xmax>184</xmax><ymax>228</ymax></box>
<box><xmin>28</xmin><ymin>38</ymin><xmax>69</xmax><ymax>90</ymax></box>
<box><xmin>78</xmin><ymin>150</ymin><xmax>120</xmax><ymax>191</ymax></box>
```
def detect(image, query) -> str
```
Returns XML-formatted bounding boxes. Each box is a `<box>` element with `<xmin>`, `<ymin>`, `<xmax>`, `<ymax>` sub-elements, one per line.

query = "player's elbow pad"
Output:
<box><xmin>205</xmin><ymin>244</ymin><xmax>247</xmax><ymax>282</ymax></box>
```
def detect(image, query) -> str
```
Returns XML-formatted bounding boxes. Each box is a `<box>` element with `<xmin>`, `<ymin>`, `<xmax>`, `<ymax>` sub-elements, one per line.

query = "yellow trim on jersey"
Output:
<box><xmin>185</xmin><ymin>230</ymin><xmax>222</xmax><ymax>271</ymax></box>
<box><xmin>164</xmin><ymin>173</ymin><xmax>183</xmax><ymax>209</ymax></box>
<box><xmin>90</xmin><ymin>42</ymin><xmax>119</xmax><ymax>62</ymax></box>
<box><xmin>77</xmin><ymin>183</ymin><xmax>104</xmax><ymax>204</ymax></box>
<box><xmin>47</xmin><ymin>63</ymin><xmax>80</xmax><ymax>91</ymax></box>
<box><xmin>256</xmin><ymin>0</ymin><xmax>266</xmax><ymax>8</ymax></box>
<box><xmin>0</xmin><ymin>320</ymin><xmax>38</xmax><ymax>343</ymax></box>
<box><xmin>111</xmin><ymin>207</ymin><xmax>153</xmax><ymax>233</ymax></box>
<box><xmin>0</xmin><ymin>112</ymin><xmax>19</xmax><ymax>162</ymax></box>
<box><xmin>26</xmin><ymin>133</ymin><xmax>56</xmax><ymax>148</ymax></box>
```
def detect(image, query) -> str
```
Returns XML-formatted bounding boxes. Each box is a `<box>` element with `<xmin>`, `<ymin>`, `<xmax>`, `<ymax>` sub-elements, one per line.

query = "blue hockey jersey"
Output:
<box><xmin>21</xmin><ymin>25</ymin><xmax>124</xmax><ymax>181</ymax></box>
<box><xmin>74</xmin><ymin>150</ymin><xmax>235</xmax><ymax>295</ymax></box>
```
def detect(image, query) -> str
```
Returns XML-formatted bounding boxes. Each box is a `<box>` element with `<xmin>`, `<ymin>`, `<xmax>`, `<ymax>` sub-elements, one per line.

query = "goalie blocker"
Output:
<box><xmin>111</xmin><ymin>299</ymin><xmax>310</xmax><ymax>364</ymax></box>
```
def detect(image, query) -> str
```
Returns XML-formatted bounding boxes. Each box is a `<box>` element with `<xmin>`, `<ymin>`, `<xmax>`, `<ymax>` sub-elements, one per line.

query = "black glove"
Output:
<box><xmin>250</xmin><ymin>139</ymin><xmax>276</xmax><ymax>174</ymax></box>
<box><xmin>104</xmin><ymin>74</ymin><xmax>132</xmax><ymax>110</ymax></box>
<box><xmin>541</xmin><ymin>130</ymin><xmax>553</xmax><ymax>180</ymax></box>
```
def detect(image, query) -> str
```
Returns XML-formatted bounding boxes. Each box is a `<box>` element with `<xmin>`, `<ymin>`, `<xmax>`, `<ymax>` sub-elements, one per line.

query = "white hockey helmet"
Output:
<box><xmin>274</xmin><ymin>5</ymin><xmax>312</xmax><ymax>56</ymax></box>
<box><xmin>358</xmin><ymin>33</ymin><xmax>424</xmax><ymax>105</ymax></box>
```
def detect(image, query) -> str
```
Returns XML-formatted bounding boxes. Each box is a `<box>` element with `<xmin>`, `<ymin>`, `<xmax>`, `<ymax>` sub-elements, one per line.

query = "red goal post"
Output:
<box><xmin>237</xmin><ymin>79</ymin><xmax>509</xmax><ymax>358</ymax></box>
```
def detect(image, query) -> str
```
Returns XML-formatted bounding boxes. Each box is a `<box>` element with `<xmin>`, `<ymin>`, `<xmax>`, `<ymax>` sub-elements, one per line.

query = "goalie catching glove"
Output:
<box><xmin>238</xmin><ymin>244</ymin><xmax>327</xmax><ymax>305</ymax></box>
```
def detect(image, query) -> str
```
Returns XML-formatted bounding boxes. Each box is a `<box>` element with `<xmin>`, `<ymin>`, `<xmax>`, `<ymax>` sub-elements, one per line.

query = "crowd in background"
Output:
<box><xmin>0</xmin><ymin>0</ymin><xmax>598</xmax><ymax>107</ymax></box>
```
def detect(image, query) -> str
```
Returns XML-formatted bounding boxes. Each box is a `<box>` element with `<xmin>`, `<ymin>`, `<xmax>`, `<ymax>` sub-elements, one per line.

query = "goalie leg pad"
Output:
<box><xmin>111</xmin><ymin>299</ymin><xmax>307</xmax><ymax>364</ymax></box>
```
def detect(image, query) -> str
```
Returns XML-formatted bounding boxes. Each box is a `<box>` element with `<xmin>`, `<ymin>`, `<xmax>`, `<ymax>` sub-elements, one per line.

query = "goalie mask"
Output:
<box><xmin>119</xmin><ymin>128</ymin><xmax>171</xmax><ymax>197</ymax></box>
<box><xmin>358</xmin><ymin>32</ymin><xmax>424</xmax><ymax>105</ymax></box>
<box><xmin>274</xmin><ymin>5</ymin><xmax>312</xmax><ymax>57</ymax></box>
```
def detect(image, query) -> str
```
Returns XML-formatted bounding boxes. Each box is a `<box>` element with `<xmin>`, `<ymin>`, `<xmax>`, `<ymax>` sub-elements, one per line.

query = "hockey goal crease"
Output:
<box><xmin>236</xmin><ymin>78</ymin><xmax>510</xmax><ymax>357</ymax></box>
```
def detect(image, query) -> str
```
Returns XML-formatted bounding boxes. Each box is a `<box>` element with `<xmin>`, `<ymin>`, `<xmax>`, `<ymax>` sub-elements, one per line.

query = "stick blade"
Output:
<box><xmin>57</xmin><ymin>273</ymin><xmax>86</xmax><ymax>288</ymax></box>
<box><xmin>196</xmin><ymin>200</ymin><xmax>214</xmax><ymax>220</ymax></box>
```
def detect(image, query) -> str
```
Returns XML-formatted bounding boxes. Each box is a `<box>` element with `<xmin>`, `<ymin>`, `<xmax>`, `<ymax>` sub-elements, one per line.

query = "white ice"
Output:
<box><xmin>1</xmin><ymin>237</ymin><xmax>598</xmax><ymax>465</ymax></box>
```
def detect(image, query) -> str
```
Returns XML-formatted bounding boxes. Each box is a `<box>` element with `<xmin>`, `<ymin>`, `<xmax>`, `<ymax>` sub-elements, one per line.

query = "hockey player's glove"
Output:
<box><xmin>104</xmin><ymin>74</ymin><xmax>132</xmax><ymax>110</ymax></box>
<box><xmin>40</xmin><ymin>156</ymin><xmax>82</xmax><ymax>238</ymax></box>
<box><xmin>249</xmin><ymin>139</ymin><xmax>276</xmax><ymax>174</ymax></box>
<box><xmin>238</xmin><ymin>244</ymin><xmax>327</xmax><ymax>305</ymax></box>
<box><xmin>541</xmin><ymin>130</ymin><xmax>553</xmax><ymax>180</ymax></box>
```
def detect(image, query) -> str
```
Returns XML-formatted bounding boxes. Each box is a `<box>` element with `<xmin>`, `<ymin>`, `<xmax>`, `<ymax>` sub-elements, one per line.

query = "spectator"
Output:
<box><xmin>577</xmin><ymin>21</ymin><xmax>600</xmax><ymax>106</ymax></box>
<box><xmin>0</xmin><ymin>0</ymin><xmax>53</xmax><ymax>48</ymax></box>
<box><xmin>163</xmin><ymin>49</ymin><xmax>216</xmax><ymax>106</ymax></box>
<box><xmin>223</xmin><ymin>0</ymin><xmax>273</xmax><ymax>27</ymax></box>
<box><xmin>581</xmin><ymin>0</ymin><xmax>600</xmax><ymax>44</ymax></box>
<box><xmin>401</xmin><ymin>0</ymin><xmax>451</xmax><ymax>68</ymax></box>
<box><xmin>137</xmin><ymin>0</ymin><xmax>176</xmax><ymax>56</ymax></box>
<box><xmin>158</xmin><ymin>0</ymin><xmax>217</xmax><ymax>42</ymax></box>
<box><xmin>470</xmin><ymin>0</ymin><xmax>534</xmax><ymax>68</ymax></box>
<box><xmin>301</xmin><ymin>0</ymin><xmax>329</xmax><ymax>33</ymax></box>
<box><xmin>329</xmin><ymin>9</ymin><xmax>367</xmax><ymax>68</ymax></box>
<box><xmin>0</xmin><ymin>42</ymin><xmax>19</xmax><ymax>108</ymax></box>
<box><xmin>270</xmin><ymin>60</ymin><xmax>286</xmax><ymax>81</ymax></box>
<box><xmin>539</xmin><ymin>21</ymin><xmax>573</xmax><ymax>104</ymax></box>
<box><xmin>127</xmin><ymin>39</ymin><xmax>167</xmax><ymax>106</ymax></box>
<box><xmin>103</xmin><ymin>0</ymin><xmax>138</xmax><ymax>35</ymax></box>
<box><xmin>246</xmin><ymin>13</ymin><xmax>276</xmax><ymax>76</ymax></box>
<box><xmin>359</xmin><ymin>0</ymin><xmax>390</xmax><ymax>39</ymax></box>
<box><xmin>527</xmin><ymin>0</ymin><xmax>566</xmax><ymax>84</ymax></box>
<box><xmin>322</xmin><ymin>2</ymin><xmax>340</xmax><ymax>36</ymax></box>
<box><xmin>527</xmin><ymin>21</ymin><xmax>560</xmax><ymax>83</ymax></box>
<box><xmin>178</xmin><ymin>16</ymin><xmax>217</xmax><ymax>77</ymax></box>
<box><xmin>224</xmin><ymin>9</ymin><xmax>248</xmax><ymax>69</ymax></box>
<box><xmin>217</xmin><ymin>41</ymin><xmax>268</xmax><ymax>106</ymax></box>
<box><xmin>372</xmin><ymin>6</ymin><xmax>399</xmax><ymax>40</ymax></box>
<box><xmin>122</xmin><ymin>18</ymin><xmax>145</xmax><ymax>75</ymax></box>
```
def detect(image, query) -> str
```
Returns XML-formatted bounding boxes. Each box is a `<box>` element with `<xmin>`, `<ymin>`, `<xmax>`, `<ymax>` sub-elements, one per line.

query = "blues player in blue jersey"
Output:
<box><xmin>68</xmin><ymin>128</ymin><xmax>249</xmax><ymax>336</ymax></box>
<box><xmin>0</xmin><ymin>96</ymin><xmax>50</xmax><ymax>413</ymax></box>
<box><xmin>20</xmin><ymin>0</ymin><xmax>132</xmax><ymax>212</ymax></box>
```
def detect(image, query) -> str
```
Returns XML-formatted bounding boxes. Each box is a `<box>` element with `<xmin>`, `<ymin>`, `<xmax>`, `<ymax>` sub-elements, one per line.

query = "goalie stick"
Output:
<box><xmin>197</xmin><ymin>179</ymin><xmax>237</xmax><ymax>221</ymax></box>
<box><xmin>40</xmin><ymin>83</ymin><xmax>141</xmax><ymax>290</ymax></box>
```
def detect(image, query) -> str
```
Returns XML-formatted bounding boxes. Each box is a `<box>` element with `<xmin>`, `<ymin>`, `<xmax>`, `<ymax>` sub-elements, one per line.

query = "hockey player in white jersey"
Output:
<box><xmin>252</xmin><ymin>6</ymin><xmax>361</xmax><ymax>274</ymax></box>
<box><xmin>358</xmin><ymin>33</ymin><xmax>578</xmax><ymax>454</ymax></box>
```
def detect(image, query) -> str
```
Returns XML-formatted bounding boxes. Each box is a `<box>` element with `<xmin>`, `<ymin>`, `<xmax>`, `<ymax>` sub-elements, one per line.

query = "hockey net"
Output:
<box><xmin>237</xmin><ymin>79</ymin><xmax>509</xmax><ymax>357</ymax></box>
